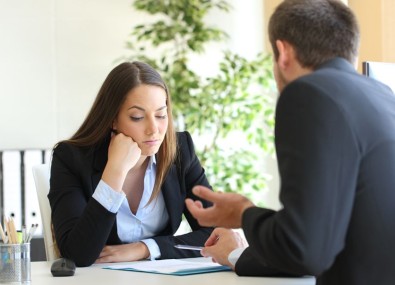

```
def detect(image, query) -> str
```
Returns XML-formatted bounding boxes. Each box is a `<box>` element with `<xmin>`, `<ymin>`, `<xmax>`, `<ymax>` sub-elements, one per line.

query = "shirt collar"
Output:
<box><xmin>146</xmin><ymin>155</ymin><xmax>156</xmax><ymax>172</ymax></box>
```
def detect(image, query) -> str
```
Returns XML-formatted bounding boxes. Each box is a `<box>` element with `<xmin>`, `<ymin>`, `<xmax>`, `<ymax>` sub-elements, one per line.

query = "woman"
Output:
<box><xmin>48</xmin><ymin>61</ymin><xmax>213</xmax><ymax>267</ymax></box>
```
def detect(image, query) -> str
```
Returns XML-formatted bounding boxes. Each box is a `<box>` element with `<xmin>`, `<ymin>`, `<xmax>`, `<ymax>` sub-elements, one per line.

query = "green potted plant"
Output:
<box><xmin>122</xmin><ymin>0</ymin><xmax>275</xmax><ymax>205</ymax></box>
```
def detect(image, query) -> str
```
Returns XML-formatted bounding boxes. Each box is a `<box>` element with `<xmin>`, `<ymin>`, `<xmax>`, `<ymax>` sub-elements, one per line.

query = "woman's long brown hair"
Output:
<box><xmin>60</xmin><ymin>61</ymin><xmax>177</xmax><ymax>204</ymax></box>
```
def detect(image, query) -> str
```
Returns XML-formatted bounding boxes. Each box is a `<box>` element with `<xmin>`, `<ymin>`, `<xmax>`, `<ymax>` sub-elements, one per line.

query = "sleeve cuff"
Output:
<box><xmin>228</xmin><ymin>247</ymin><xmax>246</xmax><ymax>267</ymax></box>
<box><xmin>92</xmin><ymin>180</ymin><xmax>125</xmax><ymax>213</ymax></box>
<box><xmin>141</xmin><ymin>239</ymin><xmax>161</xmax><ymax>260</ymax></box>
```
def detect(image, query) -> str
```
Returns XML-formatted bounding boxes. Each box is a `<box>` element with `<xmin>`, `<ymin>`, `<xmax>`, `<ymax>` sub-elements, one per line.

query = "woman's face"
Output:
<box><xmin>113</xmin><ymin>84</ymin><xmax>168</xmax><ymax>156</ymax></box>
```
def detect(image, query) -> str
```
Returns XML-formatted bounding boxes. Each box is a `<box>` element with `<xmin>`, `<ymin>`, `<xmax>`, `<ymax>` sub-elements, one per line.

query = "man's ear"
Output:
<box><xmin>275</xmin><ymin>39</ymin><xmax>290</xmax><ymax>70</ymax></box>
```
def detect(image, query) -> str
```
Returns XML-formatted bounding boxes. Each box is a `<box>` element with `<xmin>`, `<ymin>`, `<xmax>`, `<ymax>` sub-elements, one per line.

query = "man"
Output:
<box><xmin>185</xmin><ymin>0</ymin><xmax>395</xmax><ymax>284</ymax></box>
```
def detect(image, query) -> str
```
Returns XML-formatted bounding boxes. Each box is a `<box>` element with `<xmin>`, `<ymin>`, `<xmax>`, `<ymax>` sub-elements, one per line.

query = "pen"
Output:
<box><xmin>22</xmin><ymin>225</ymin><xmax>26</xmax><ymax>244</ymax></box>
<box><xmin>26</xmin><ymin>224</ymin><xmax>38</xmax><ymax>243</ymax></box>
<box><xmin>174</xmin><ymin>244</ymin><xmax>203</xmax><ymax>251</ymax></box>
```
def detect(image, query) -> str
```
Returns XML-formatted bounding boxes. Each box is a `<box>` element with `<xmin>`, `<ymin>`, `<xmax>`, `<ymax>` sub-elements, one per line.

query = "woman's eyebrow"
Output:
<box><xmin>156</xmin><ymin>106</ymin><xmax>167</xmax><ymax>111</ymax></box>
<box><xmin>128</xmin><ymin>105</ymin><xmax>167</xmax><ymax>111</ymax></box>
<box><xmin>128</xmin><ymin>105</ymin><xmax>145</xmax><ymax>111</ymax></box>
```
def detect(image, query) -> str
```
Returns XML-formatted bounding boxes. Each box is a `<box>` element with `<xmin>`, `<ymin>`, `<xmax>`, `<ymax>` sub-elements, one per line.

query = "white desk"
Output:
<box><xmin>31</xmin><ymin>258</ymin><xmax>315</xmax><ymax>285</ymax></box>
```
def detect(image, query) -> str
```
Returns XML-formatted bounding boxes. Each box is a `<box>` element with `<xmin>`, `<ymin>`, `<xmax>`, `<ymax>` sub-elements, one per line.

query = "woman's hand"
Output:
<box><xmin>95</xmin><ymin>242</ymin><xmax>150</xmax><ymax>263</ymax></box>
<box><xmin>102</xmin><ymin>133</ymin><xmax>141</xmax><ymax>192</ymax></box>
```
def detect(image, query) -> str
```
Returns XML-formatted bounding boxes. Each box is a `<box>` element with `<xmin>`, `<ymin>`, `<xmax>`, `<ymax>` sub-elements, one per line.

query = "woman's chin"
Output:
<box><xmin>141</xmin><ymin>147</ymin><xmax>160</xmax><ymax>157</ymax></box>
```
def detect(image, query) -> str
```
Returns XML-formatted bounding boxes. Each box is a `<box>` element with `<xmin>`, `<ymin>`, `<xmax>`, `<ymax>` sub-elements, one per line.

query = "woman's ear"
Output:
<box><xmin>111</xmin><ymin>121</ymin><xmax>118</xmax><ymax>134</ymax></box>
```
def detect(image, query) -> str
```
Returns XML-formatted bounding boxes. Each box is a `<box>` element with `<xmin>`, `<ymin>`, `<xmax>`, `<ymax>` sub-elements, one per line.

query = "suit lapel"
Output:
<box><xmin>161</xmin><ymin>164</ymin><xmax>183</xmax><ymax>234</ymax></box>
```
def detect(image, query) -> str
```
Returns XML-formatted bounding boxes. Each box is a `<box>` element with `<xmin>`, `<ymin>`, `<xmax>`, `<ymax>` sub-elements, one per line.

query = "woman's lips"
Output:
<box><xmin>143</xmin><ymin>139</ymin><xmax>160</xmax><ymax>146</ymax></box>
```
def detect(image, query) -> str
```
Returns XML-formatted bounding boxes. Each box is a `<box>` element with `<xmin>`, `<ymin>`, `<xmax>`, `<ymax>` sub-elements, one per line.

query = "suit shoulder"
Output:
<box><xmin>53</xmin><ymin>141</ymin><xmax>76</xmax><ymax>159</ymax></box>
<box><xmin>53</xmin><ymin>141</ymin><xmax>89</xmax><ymax>157</ymax></box>
<box><xmin>175</xmin><ymin>131</ymin><xmax>196</xmax><ymax>161</ymax></box>
<box><xmin>52</xmin><ymin>141</ymin><xmax>94</xmax><ymax>168</ymax></box>
<box><xmin>176</xmin><ymin>131</ymin><xmax>194</xmax><ymax>149</ymax></box>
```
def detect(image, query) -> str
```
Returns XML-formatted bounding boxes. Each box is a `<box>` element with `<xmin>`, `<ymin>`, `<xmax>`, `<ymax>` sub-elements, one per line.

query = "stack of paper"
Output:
<box><xmin>103</xmin><ymin>259</ymin><xmax>231</xmax><ymax>276</ymax></box>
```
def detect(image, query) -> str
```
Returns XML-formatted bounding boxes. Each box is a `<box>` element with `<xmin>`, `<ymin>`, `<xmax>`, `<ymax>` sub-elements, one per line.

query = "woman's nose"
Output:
<box><xmin>146</xmin><ymin>118</ymin><xmax>158</xmax><ymax>135</ymax></box>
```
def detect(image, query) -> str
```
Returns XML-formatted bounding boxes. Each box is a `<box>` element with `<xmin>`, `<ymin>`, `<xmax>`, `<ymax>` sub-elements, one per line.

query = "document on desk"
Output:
<box><xmin>103</xmin><ymin>259</ymin><xmax>231</xmax><ymax>276</ymax></box>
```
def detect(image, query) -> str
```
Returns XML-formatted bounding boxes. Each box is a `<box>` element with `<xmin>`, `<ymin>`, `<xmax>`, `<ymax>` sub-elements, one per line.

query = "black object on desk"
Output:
<box><xmin>51</xmin><ymin>258</ymin><xmax>76</xmax><ymax>277</ymax></box>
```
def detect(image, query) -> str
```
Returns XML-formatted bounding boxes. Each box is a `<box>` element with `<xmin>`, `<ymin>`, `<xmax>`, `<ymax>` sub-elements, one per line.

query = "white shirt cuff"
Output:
<box><xmin>228</xmin><ymin>247</ymin><xmax>246</xmax><ymax>267</ymax></box>
<box><xmin>92</xmin><ymin>180</ymin><xmax>125</xmax><ymax>213</ymax></box>
<box><xmin>141</xmin><ymin>239</ymin><xmax>161</xmax><ymax>260</ymax></box>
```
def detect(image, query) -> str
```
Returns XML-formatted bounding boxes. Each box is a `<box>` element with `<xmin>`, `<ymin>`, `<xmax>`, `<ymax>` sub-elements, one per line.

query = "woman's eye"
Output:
<box><xmin>130</xmin><ymin>116</ymin><xmax>143</xmax><ymax>122</ymax></box>
<box><xmin>156</xmin><ymin>115</ymin><xmax>167</xmax><ymax>119</ymax></box>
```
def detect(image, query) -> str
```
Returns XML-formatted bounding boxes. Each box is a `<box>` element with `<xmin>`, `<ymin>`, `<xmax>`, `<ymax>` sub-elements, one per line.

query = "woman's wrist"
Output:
<box><xmin>101</xmin><ymin>166</ymin><xmax>127</xmax><ymax>192</ymax></box>
<box><xmin>139</xmin><ymin>242</ymin><xmax>150</xmax><ymax>259</ymax></box>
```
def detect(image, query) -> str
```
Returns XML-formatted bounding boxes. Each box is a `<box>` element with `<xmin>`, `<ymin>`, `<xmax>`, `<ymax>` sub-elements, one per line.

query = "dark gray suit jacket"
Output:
<box><xmin>48</xmin><ymin>131</ymin><xmax>213</xmax><ymax>266</ymax></box>
<box><xmin>236</xmin><ymin>58</ymin><xmax>395</xmax><ymax>285</ymax></box>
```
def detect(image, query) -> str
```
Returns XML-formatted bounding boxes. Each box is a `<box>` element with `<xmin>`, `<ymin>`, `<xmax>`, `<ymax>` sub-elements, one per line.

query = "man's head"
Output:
<box><xmin>269</xmin><ymin>0</ymin><xmax>360</xmax><ymax>70</ymax></box>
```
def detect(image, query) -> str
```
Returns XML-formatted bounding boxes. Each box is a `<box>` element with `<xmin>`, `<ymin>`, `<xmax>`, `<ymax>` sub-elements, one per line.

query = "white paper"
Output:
<box><xmin>105</xmin><ymin>259</ymin><xmax>226</xmax><ymax>274</ymax></box>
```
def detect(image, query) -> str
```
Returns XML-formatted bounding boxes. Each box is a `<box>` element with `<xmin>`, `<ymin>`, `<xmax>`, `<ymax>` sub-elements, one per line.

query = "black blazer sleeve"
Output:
<box><xmin>49</xmin><ymin>143</ymin><xmax>117</xmax><ymax>267</ymax></box>
<box><xmin>235</xmin><ymin>246</ymin><xmax>301</xmax><ymax>277</ymax></box>
<box><xmin>236</xmin><ymin>80</ymin><xmax>360</xmax><ymax>276</ymax></box>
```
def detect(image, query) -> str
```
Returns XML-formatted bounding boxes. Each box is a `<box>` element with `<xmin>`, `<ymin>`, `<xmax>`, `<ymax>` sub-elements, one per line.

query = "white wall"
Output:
<box><xmin>0</xmin><ymin>0</ymin><xmax>266</xmax><ymax>150</ymax></box>
<box><xmin>0</xmin><ymin>0</ymin><xmax>281</xmax><ymax>209</ymax></box>
<box><xmin>0</xmin><ymin>0</ymin><xmax>134</xmax><ymax>149</ymax></box>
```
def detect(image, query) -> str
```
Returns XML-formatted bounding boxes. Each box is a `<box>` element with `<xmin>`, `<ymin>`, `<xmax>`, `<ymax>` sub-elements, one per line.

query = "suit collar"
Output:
<box><xmin>317</xmin><ymin>57</ymin><xmax>357</xmax><ymax>74</ymax></box>
<box><xmin>160</xmin><ymin>164</ymin><xmax>183</xmax><ymax>234</ymax></box>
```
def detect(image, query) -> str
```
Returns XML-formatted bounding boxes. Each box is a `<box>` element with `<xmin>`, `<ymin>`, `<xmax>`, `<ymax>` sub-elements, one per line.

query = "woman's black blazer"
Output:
<box><xmin>48</xmin><ymin>131</ymin><xmax>213</xmax><ymax>266</ymax></box>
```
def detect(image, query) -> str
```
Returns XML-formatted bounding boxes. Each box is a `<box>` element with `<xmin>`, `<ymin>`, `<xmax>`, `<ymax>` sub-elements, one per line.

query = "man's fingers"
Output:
<box><xmin>185</xmin><ymin>199</ymin><xmax>207</xmax><ymax>222</ymax></box>
<box><xmin>185</xmin><ymin>198</ymin><xmax>203</xmax><ymax>212</ymax></box>
<box><xmin>205</xmin><ymin>232</ymin><xmax>219</xmax><ymax>246</ymax></box>
<box><xmin>185</xmin><ymin>201</ymin><xmax>215</xmax><ymax>227</ymax></box>
<box><xmin>192</xmin><ymin>186</ymin><xmax>222</xmax><ymax>203</ymax></box>
<box><xmin>192</xmin><ymin>199</ymin><xmax>204</xmax><ymax>208</ymax></box>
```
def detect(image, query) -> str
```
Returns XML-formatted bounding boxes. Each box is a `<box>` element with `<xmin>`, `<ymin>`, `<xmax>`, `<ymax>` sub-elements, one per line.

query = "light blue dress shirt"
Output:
<box><xmin>92</xmin><ymin>155</ymin><xmax>169</xmax><ymax>260</ymax></box>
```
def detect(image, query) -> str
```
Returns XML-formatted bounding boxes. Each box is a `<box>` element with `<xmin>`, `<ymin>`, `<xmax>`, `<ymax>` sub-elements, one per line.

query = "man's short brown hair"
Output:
<box><xmin>269</xmin><ymin>0</ymin><xmax>359</xmax><ymax>69</ymax></box>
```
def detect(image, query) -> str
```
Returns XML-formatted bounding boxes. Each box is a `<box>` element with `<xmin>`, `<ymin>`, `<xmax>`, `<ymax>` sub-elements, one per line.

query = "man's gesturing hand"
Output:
<box><xmin>185</xmin><ymin>185</ymin><xmax>254</xmax><ymax>228</ymax></box>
